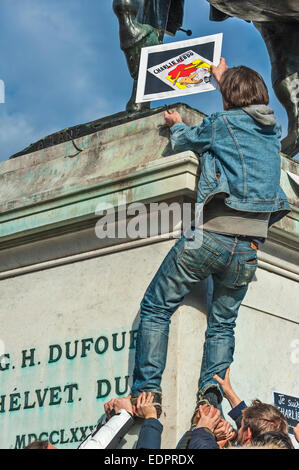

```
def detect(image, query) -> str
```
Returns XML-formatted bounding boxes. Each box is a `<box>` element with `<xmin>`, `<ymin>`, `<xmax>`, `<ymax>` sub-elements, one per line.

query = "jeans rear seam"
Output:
<box><xmin>225</xmin><ymin>237</ymin><xmax>238</xmax><ymax>267</ymax></box>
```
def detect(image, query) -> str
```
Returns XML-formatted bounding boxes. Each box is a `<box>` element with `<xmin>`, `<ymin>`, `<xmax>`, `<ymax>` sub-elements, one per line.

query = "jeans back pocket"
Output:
<box><xmin>179</xmin><ymin>242</ymin><xmax>221</xmax><ymax>274</ymax></box>
<box><xmin>234</xmin><ymin>258</ymin><xmax>258</xmax><ymax>287</ymax></box>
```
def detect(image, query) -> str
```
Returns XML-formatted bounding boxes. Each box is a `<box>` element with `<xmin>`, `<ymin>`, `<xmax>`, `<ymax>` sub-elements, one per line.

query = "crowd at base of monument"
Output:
<box><xmin>21</xmin><ymin>373</ymin><xmax>299</xmax><ymax>450</ymax></box>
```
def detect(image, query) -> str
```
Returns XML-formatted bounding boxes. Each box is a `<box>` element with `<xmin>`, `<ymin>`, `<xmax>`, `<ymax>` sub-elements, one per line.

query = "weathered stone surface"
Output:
<box><xmin>0</xmin><ymin>105</ymin><xmax>202</xmax><ymax>241</ymax></box>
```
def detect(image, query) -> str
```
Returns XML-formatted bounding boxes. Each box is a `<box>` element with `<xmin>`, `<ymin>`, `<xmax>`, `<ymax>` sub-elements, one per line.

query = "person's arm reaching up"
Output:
<box><xmin>188</xmin><ymin>405</ymin><xmax>221</xmax><ymax>450</ymax></box>
<box><xmin>135</xmin><ymin>392</ymin><xmax>163</xmax><ymax>449</ymax></box>
<box><xmin>163</xmin><ymin>57</ymin><xmax>228</xmax><ymax>156</ymax></box>
<box><xmin>211</xmin><ymin>57</ymin><xmax>228</xmax><ymax>84</ymax></box>
<box><xmin>214</xmin><ymin>368</ymin><xmax>247</xmax><ymax>429</ymax></box>
<box><xmin>214</xmin><ymin>368</ymin><xmax>242</xmax><ymax>409</ymax></box>
<box><xmin>164</xmin><ymin>110</ymin><xmax>214</xmax><ymax>155</ymax></box>
<box><xmin>78</xmin><ymin>397</ymin><xmax>134</xmax><ymax>449</ymax></box>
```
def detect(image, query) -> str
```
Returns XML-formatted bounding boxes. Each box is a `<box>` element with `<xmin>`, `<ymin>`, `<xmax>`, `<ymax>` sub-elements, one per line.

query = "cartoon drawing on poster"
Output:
<box><xmin>136</xmin><ymin>33</ymin><xmax>222</xmax><ymax>103</ymax></box>
<box><xmin>148</xmin><ymin>51</ymin><xmax>212</xmax><ymax>91</ymax></box>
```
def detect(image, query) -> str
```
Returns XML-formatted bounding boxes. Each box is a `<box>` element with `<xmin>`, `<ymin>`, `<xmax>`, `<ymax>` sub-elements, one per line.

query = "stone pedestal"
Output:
<box><xmin>0</xmin><ymin>104</ymin><xmax>298</xmax><ymax>449</ymax></box>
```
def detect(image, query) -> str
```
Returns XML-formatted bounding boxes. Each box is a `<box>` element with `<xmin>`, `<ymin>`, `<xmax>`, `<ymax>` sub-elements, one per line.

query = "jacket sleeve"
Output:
<box><xmin>78</xmin><ymin>409</ymin><xmax>134</xmax><ymax>449</ymax></box>
<box><xmin>136</xmin><ymin>418</ymin><xmax>163</xmax><ymax>449</ymax></box>
<box><xmin>170</xmin><ymin>116</ymin><xmax>214</xmax><ymax>155</ymax></box>
<box><xmin>176</xmin><ymin>430</ymin><xmax>193</xmax><ymax>449</ymax></box>
<box><xmin>188</xmin><ymin>427</ymin><xmax>219</xmax><ymax>449</ymax></box>
<box><xmin>228</xmin><ymin>401</ymin><xmax>247</xmax><ymax>430</ymax></box>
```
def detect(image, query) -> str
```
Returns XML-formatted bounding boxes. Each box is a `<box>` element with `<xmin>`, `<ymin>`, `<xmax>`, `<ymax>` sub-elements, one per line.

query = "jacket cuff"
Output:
<box><xmin>117</xmin><ymin>409</ymin><xmax>133</xmax><ymax>418</ymax></box>
<box><xmin>228</xmin><ymin>401</ymin><xmax>247</xmax><ymax>422</ymax></box>
<box><xmin>195</xmin><ymin>427</ymin><xmax>214</xmax><ymax>437</ymax></box>
<box><xmin>143</xmin><ymin>417</ymin><xmax>163</xmax><ymax>432</ymax></box>
<box><xmin>170</xmin><ymin>122</ymin><xmax>187</xmax><ymax>133</ymax></box>
<box><xmin>189</xmin><ymin>427</ymin><xmax>219</xmax><ymax>450</ymax></box>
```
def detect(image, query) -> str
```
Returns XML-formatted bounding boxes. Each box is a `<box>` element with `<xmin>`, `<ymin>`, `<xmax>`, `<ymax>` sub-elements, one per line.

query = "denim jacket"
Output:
<box><xmin>170</xmin><ymin>108</ymin><xmax>291</xmax><ymax>227</ymax></box>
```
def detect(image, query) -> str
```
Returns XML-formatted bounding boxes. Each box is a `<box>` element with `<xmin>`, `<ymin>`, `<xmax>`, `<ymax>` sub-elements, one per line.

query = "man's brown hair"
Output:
<box><xmin>220</xmin><ymin>66</ymin><xmax>269</xmax><ymax>109</ymax></box>
<box><xmin>242</xmin><ymin>399</ymin><xmax>288</xmax><ymax>439</ymax></box>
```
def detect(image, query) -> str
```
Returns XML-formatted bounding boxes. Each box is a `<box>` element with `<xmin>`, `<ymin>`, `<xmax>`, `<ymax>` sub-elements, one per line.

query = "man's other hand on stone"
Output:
<box><xmin>164</xmin><ymin>110</ymin><xmax>183</xmax><ymax>128</ymax></box>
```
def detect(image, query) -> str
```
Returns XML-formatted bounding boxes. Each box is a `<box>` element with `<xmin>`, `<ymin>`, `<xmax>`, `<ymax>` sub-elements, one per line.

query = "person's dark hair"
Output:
<box><xmin>24</xmin><ymin>440</ymin><xmax>49</xmax><ymax>449</ymax></box>
<box><xmin>220</xmin><ymin>66</ymin><xmax>269</xmax><ymax>109</ymax></box>
<box><xmin>242</xmin><ymin>399</ymin><xmax>288</xmax><ymax>439</ymax></box>
<box><xmin>251</xmin><ymin>431</ymin><xmax>294</xmax><ymax>449</ymax></box>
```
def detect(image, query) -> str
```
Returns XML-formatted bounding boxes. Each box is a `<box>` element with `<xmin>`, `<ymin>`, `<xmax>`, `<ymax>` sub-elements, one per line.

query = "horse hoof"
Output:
<box><xmin>126</xmin><ymin>101</ymin><xmax>150</xmax><ymax>113</ymax></box>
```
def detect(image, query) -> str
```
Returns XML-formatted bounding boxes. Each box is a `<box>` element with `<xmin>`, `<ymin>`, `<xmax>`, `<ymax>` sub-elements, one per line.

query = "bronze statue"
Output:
<box><xmin>113</xmin><ymin>0</ymin><xmax>299</xmax><ymax>158</ymax></box>
<box><xmin>113</xmin><ymin>0</ymin><xmax>184</xmax><ymax>112</ymax></box>
<box><xmin>208</xmin><ymin>1</ymin><xmax>299</xmax><ymax>158</ymax></box>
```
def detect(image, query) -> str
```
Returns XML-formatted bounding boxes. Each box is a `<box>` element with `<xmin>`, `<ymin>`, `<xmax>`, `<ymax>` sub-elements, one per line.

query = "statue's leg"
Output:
<box><xmin>254</xmin><ymin>21</ymin><xmax>299</xmax><ymax>157</ymax></box>
<box><xmin>113</xmin><ymin>0</ymin><xmax>164</xmax><ymax>113</ymax></box>
<box><xmin>125</xmin><ymin>26</ymin><xmax>164</xmax><ymax>113</ymax></box>
<box><xmin>275</xmin><ymin>72</ymin><xmax>299</xmax><ymax>157</ymax></box>
<box><xmin>126</xmin><ymin>79</ymin><xmax>149</xmax><ymax>113</ymax></box>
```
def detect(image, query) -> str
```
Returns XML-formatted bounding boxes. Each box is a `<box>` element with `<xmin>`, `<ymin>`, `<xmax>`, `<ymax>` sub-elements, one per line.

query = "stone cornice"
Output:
<box><xmin>0</xmin><ymin>104</ymin><xmax>298</xmax><ymax>251</ymax></box>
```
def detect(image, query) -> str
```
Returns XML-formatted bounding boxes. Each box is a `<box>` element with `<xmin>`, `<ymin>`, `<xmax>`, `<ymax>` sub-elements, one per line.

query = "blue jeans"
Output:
<box><xmin>131</xmin><ymin>229</ymin><xmax>258</xmax><ymax>399</ymax></box>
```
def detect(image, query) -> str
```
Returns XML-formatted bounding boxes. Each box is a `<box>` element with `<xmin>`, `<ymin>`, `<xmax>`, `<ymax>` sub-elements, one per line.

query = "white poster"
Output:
<box><xmin>136</xmin><ymin>33</ymin><xmax>223</xmax><ymax>103</ymax></box>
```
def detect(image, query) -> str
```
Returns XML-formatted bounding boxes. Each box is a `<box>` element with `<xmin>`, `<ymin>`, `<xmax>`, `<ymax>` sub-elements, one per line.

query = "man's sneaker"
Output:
<box><xmin>191</xmin><ymin>387</ymin><xmax>223</xmax><ymax>426</ymax></box>
<box><xmin>201</xmin><ymin>388</ymin><xmax>221</xmax><ymax>408</ymax></box>
<box><xmin>131</xmin><ymin>392</ymin><xmax>162</xmax><ymax>419</ymax></box>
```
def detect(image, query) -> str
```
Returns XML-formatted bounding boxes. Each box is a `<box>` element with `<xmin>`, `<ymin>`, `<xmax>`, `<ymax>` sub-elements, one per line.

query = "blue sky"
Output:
<box><xmin>0</xmin><ymin>0</ymin><xmax>291</xmax><ymax>161</ymax></box>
